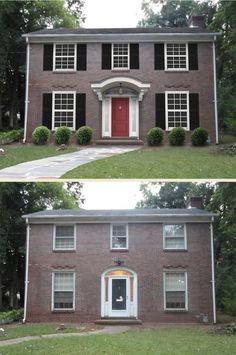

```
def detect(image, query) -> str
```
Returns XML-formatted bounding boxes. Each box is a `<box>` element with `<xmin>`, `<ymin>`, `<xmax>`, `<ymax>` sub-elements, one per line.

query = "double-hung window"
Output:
<box><xmin>165</xmin><ymin>43</ymin><xmax>188</xmax><ymax>71</ymax></box>
<box><xmin>112</xmin><ymin>44</ymin><xmax>129</xmax><ymax>70</ymax></box>
<box><xmin>166</xmin><ymin>91</ymin><xmax>189</xmax><ymax>130</ymax></box>
<box><xmin>54</xmin><ymin>225</ymin><xmax>75</xmax><ymax>251</ymax></box>
<box><xmin>163</xmin><ymin>224</ymin><xmax>186</xmax><ymax>250</ymax></box>
<box><xmin>54</xmin><ymin>44</ymin><xmax>76</xmax><ymax>71</ymax></box>
<box><xmin>52</xmin><ymin>272</ymin><xmax>75</xmax><ymax>310</ymax></box>
<box><xmin>111</xmin><ymin>224</ymin><xmax>128</xmax><ymax>249</ymax></box>
<box><xmin>52</xmin><ymin>91</ymin><xmax>76</xmax><ymax>130</ymax></box>
<box><xmin>164</xmin><ymin>272</ymin><xmax>187</xmax><ymax>310</ymax></box>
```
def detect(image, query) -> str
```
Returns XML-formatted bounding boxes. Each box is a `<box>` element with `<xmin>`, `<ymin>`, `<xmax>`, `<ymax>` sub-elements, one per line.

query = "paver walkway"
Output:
<box><xmin>0</xmin><ymin>146</ymin><xmax>140</xmax><ymax>180</ymax></box>
<box><xmin>0</xmin><ymin>326</ymin><xmax>130</xmax><ymax>347</ymax></box>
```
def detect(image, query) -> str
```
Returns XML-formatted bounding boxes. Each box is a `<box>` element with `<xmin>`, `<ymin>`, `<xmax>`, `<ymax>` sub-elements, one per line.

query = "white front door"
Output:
<box><xmin>108</xmin><ymin>277</ymin><xmax>130</xmax><ymax>317</ymax></box>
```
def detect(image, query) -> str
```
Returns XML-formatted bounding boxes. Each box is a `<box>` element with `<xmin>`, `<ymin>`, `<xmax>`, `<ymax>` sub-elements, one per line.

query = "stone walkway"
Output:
<box><xmin>0</xmin><ymin>146</ymin><xmax>140</xmax><ymax>180</ymax></box>
<box><xmin>0</xmin><ymin>326</ymin><xmax>130</xmax><ymax>347</ymax></box>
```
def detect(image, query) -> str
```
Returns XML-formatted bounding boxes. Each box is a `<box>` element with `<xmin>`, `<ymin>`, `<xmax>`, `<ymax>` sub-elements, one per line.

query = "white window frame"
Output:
<box><xmin>165</xmin><ymin>91</ymin><xmax>190</xmax><ymax>131</ymax></box>
<box><xmin>163</xmin><ymin>271</ymin><xmax>188</xmax><ymax>311</ymax></box>
<box><xmin>164</xmin><ymin>43</ymin><xmax>189</xmax><ymax>71</ymax></box>
<box><xmin>163</xmin><ymin>224</ymin><xmax>187</xmax><ymax>250</ymax></box>
<box><xmin>52</xmin><ymin>91</ymin><xmax>76</xmax><ymax>131</ymax></box>
<box><xmin>53</xmin><ymin>224</ymin><xmax>76</xmax><ymax>251</ymax></box>
<box><xmin>110</xmin><ymin>223</ymin><xmax>129</xmax><ymax>250</ymax></box>
<box><xmin>112</xmin><ymin>43</ymin><xmax>130</xmax><ymax>70</ymax></box>
<box><xmin>52</xmin><ymin>271</ymin><xmax>75</xmax><ymax>311</ymax></box>
<box><xmin>53</xmin><ymin>43</ymin><xmax>77</xmax><ymax>72</ymax></box>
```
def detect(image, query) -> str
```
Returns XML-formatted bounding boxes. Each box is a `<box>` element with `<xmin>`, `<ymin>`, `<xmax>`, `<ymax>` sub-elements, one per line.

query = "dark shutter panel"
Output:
<box><xmin>102</xmin><ymin>43</ymin><xmax>111</xmax><ymax>69</ymax></box>
<box><xmin>43</xmin><ymin>44</ymin><xmax>53</xmax><ymax>71</ymax></box>
<box><xmin>42</xmin><ymin>93</ymin><xmax>52</xmax><ymax>129</ymax></box>
<box><xmin>76</xmin><ymin>94</ymin><xmax>86</xmax><ymax>129</ymax></box>
<box><xmin>188</xmin><ymin>43</ymin><xmax>198</xmax><ymax>70</ymax></box>
<box><xmin>155</xmin><ymin>94</ymin><xmax>165</xmax><ymax>129</ymax></box>
<box><xmin>130</xmin><ymin>43</ymin><xmax>139</xmax><ymax>69</ymax></box>
<box><xmin>154</xmin><ymin>43</ymin><xmax>164</xmax><ymax>70</ymax></box>
<box><xmin>189</xmin><ymin>93</ymin><xmax>199</xmax><ymax>129</ymax></box>
<box><xmin>77</xmin><ymin>44</ymin><xmax>87</xmax><ymax>71</ymax></box>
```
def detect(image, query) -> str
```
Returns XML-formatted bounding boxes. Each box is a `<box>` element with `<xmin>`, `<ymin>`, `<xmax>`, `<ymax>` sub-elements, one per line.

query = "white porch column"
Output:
<box><xmin>102</xmin><ymin>97</ymin><xmax>111</xmax><ymax>137</ymax></box>
<box><xmin>129</xmin><ymin>97</ymin><xmax>139</xmax><ymax>137</ymax></box>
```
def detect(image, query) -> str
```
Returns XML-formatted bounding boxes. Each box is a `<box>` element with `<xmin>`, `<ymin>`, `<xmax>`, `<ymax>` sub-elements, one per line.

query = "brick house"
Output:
<box><xmin>22</xmin><ymin>198</ymin><xmax>216</xmax><ymax>323</ymax></box>
<box><xmin>22</xmin><ymin>16</ymin><xmax>219</xmax><ymax>144</ymax></box>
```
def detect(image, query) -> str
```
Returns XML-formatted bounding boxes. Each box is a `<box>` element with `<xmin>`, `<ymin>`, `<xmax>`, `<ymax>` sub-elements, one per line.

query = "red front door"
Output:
<box><xmin>112</xmin><ymin>98</ymin><xmax>129</xmax><ymax>137</ymax></box>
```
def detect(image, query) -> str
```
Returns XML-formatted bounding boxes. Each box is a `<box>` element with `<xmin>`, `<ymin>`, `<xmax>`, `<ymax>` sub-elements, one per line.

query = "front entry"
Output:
<box><xmin>109</xmin><ymin>277</ymin><xmax>129</xmax><ymax>317</ymax></box>
<box><xmin>112</xmin><ymin>98</ymin><xmax>129</xmax><ymax>137</ymax></box>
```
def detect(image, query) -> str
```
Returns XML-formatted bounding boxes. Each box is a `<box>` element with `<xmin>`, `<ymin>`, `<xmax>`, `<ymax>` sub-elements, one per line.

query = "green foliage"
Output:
<box><xmin>54</xmin><ymin>126</ymin><xmax>71</xmax><ymax>145</ymax></box>
<box><xmin>168</xmin><ymin>127</ymin><xmax>186</xmax><ymax>146</ymax></box>
<box><xmin>146</xmin><ymin>127</ymin><xmax>164</xmax><ymax>146</ymax></box>
<box><xmin>76</xmin><ymin>126</ymin><xmax>93</xmax><ymax>145</ymax></box>
<box><xmin>0</xmin><ymin>309</ymin><xmax>23</xmax><ymax>323</ymax></box>
<box><xmin>191</xmin><ymin>127</ymin><xmax>209</xmax><ymax>146</ymax></box>
<box><xmin>0</xmin><ymin>129</ymin><xmax>23</xmax><ymax>144</ymax></box>
<box><xmin>225</xmin><ymin>119</ymin><xmax>236</xmax><ymax>136</ymax></box>
<box><xmin>32</xmin><ymin>126</ymin><xmax>50</xmax><ymax>145</ymax></box>
<box><xmin>216</xmin><ymin>323</ymin><xmax>236</xmax><ymax>336</ymax></box>
<box><xmin>219</xmin><ymin>143</ymin><xmax>236</xmax><ymax>156</ymax></box>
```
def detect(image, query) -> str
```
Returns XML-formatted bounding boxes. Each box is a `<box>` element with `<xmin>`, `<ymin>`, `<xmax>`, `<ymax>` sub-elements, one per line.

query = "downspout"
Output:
<box><xmin>213</xmin><ymin>37</ymin><xmax>219</xmax><ymax>144</ymax></box>
<box><xmin>23</xmin><ymin>218</ymin><xmax>30</xmax><ymax>323</ymax></box>
<box><xmin>210</xmin><ymin>219</ymin><xmax>216</xmax><ymax>324</ymax></box>
<box><xmin>23</xmin><ymin>37</ymin><xmax>30</xmax><ymax>143</ymax></box>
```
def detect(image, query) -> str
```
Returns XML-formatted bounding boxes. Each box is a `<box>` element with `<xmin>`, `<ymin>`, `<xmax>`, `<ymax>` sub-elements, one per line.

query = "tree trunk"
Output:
<box><xmin>0</xmin><ymin>92</ymin><xmax>3</xmax><ymax>130</ymax></box>
<box><xmin>0</xmin><ymin>273</ymin><xmax>2</xmax><ymax>310</ymax></box>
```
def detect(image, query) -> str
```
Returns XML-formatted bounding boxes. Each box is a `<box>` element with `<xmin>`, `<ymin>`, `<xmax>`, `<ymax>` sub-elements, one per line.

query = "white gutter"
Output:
<box><xmin>23</xmin><ymin>37</ymin><xmax>30</xmax><ymax>143</ymax></box>
<box><xmin>23</xmin><ymin>218</ymin><xmax>30</xmax><ymax>323</ymax></box>
<box><xmin>210</xmin><ymin>220</ymin><xmax>216</xmax><ymax>323</ymax></box>
<box><xmin>213</xmin><ymin>38</ymin><xmax>219</xmax><ymax>144</ymax></box>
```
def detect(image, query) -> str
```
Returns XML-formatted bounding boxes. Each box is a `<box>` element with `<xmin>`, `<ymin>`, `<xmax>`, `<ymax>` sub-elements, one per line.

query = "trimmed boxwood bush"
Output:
<box><xmin>147</xmin><ymin>127</ymin><xmax>164</xmax><ymax>146</ymax></box>
<box><xmin>54</xmin><ymin>126</ymin><xmax>71</xmax><ymax>145</ymax></box>
<box><xmin>76</xmin><ymin>126</ymin><xmax>93</xmax><ymax>145</ymax></box>
<box><xmin>32</xmin><ymin>126</ymin><xmax>50</xmax><ymax>145</ymax></box>
<box><xmin>168</xmin><ymin>127</ymin><xmax>186</xmax><ymax>146</ymax></box>
<box><xmin>191</xmin><ymin>127</ymin><xmax>209</xmax><ymax>146</ymax></box>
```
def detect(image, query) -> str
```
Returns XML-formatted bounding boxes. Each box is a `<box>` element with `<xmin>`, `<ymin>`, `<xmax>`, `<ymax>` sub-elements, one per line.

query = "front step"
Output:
<box><xmin>95</xmin><ymin>318</ymin><xmax>142</xmax><ymax>325</ymax></box>
<box><xmin>96</xmin><ymin>138</ymin><xmax>144</xmax><ymax>146</ymax></box>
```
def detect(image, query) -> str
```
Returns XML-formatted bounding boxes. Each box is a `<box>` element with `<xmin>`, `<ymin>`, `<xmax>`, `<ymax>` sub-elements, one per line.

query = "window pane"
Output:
<box><xmin>112</xmin><ymin>224</ymin><xmax>126</xmax><ymax>237</ymax></box>
<box><xmin>165</xmin><ymin>237</ymin><xmax>185</xmax><ymax>249</ymax></box>
<box><xmin>166</xmin><ymin>43</ymin><xmax>187</xmax><ymax>69</ymax></box>
<box><xmin>54</xmin><ymin>273</ymin><xmax>74</xmax><ymax>291</ymax></box>
<box><xmin>56</xmin><ymin>226</ymin><xmax>74</xmax><ymax>237</ymax></box>
<box><xmin>55</xmin><ymin>237</ymin><xmax>75</xmax><ymax>249</ymax></box>
<box><xmin>165</xmin><ymin>273</ymin><xmax>185</xmax><ymax>291</ymax></box>
<box><xmin>166</xmin><ymin>291</ymin><xmax>185</xmax><ymax>308</ymax></box>
<box><xmin>54</xmin><ymin>291</ymin><xmax>73</xmax><ymax>309</ymax></box>
<box><xmin>112</xmin><ymin>236</ymin><xmax>127</xmax><ymax>249</ymax></box>
<box><xmin>55</xmin><ymin>44</ymin><xmax>75</xmax><ymax>70</ymax></box>
<box><xmin>164</xmin><ymin>224</ymin><xmax>184</xmax><ymax>238</ymax></box>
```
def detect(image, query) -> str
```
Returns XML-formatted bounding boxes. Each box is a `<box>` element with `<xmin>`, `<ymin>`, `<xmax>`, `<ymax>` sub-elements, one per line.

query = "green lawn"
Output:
<box><xmin>62</xmin><ymin>146</ymin><xmax>236</xmax><ymax>179</ymax></box>
<box><xmin>0</xmin><ymin>327</ymin><xmax>235</xmax><ymax>355</ymax></box>
<box><xmin>0</xmin><ymin>144</ymin><xmax>77</xmax><ymax>170</ymax></box>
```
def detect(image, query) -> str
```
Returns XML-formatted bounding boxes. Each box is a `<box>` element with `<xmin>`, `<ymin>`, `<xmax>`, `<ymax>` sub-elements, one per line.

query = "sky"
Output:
<box><xmin>83</xmin><ymin>0</ymin><xmax>144</xmax><ymax>28</ymax></box>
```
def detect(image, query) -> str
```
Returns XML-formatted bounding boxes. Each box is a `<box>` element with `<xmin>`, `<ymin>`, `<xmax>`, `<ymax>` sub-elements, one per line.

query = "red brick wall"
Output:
<box><xmin>26</xmin><ymin>222</ymin><xmax>214</xmax><ymax>323</ymax></box>
<box><xmin>26</xmin><ymin>42</ymin><xmax>216</xmax><ymax>143</ymax></box>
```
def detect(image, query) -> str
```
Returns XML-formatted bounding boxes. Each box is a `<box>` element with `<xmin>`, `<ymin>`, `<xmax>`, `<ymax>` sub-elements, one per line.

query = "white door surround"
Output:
<box><xmin>101</xmin><ymin>267</ymin><xmax>138</xmax><ymax>318</ymax></box>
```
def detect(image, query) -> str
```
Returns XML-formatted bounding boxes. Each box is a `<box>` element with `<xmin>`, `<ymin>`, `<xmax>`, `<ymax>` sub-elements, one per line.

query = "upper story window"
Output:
<box><xmin>163</xmin><ymin>224</ymin><xmax>186</xmax><ymax>250</ymax></box>
<box><xmin>52</xmin><ymin>271</ymin><xmax>75</xmax><ymax>310</ymax></box>
<box><xmin>53</xmin><ymin>225</ymin><xmax>75</xmax><ymax>251</ymax></box>
<box><xmin>52</xmin><ymin>91</ymin><xmax>76</xmax><ymax>130</ymax></box>
<box><xmin>166</xmin><ymin>91</ymin><xmax>189</xmax><ymax>130</ymax></box>
<box><xmin>111</xmin><ymin>224</ymin><xmax>128</xmax><ymax>250</ymax></box>
<box><xmin>54</xmin><ymin>44</ymin><xmax>76</xmax><ymax>71</ymax></box>
<box><xmin>164</xmin><ymin>271</ymin><xmax>188</xmax><ymax>310</ymax></box>
<box><xmin>112</xmin><ymin>44</ymin><xmax>129</xmax><ymax>70</ymax></box>
<box><xmin>165</xmin><ymin>43</ymin><xmax>188</xmax><ymax>71</ymax></box>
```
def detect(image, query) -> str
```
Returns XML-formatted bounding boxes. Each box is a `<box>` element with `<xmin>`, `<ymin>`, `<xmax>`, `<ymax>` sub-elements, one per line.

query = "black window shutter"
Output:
<box><xmin>155</xmin><ymin>94</ymin><xmax>165</xmax><ymax>129</ymax></box>
<box><xmin>188</xmin><ymin>43</ymin><xmax>198</xmax><ymax>70</ymax></box>
<box><xmin>42</xmin><ymin>93</ymin><xmax>52</xmax><ymax>129</ymax></box>
<box><xmin>189</xmin><ymin>93</ymin><xmax>199</xmax><ymax>129</ymax></box>
<box><xmin>76</xmin><ymin>94</ymin><xmax>86</xmax><ymax>129</ymax></box>
<box><xmin>43</xmin><ymin>44</ymin><xmax>53</xmax><ymax>71</ymax></box>
<box><xmin>102</xmin><ymin>44</ymin><xmax>111</xmax><ymax>70</ymax></box>
<box><xmin>130</xmin><ymin>43</ymin><xmax>139</xmax><ymax>69</ymax></box>
<box><xmin>154</xmin><ymin>43</ymin><xmax>164</xmax><ymax>70</ymax></box>
<box><xmin>77</xmin><ymin>44</ymin><xmax>87</xmax><ymax>71</ymax></box>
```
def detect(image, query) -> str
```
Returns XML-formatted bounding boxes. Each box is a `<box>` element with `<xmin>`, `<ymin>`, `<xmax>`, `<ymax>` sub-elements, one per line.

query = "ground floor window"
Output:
<box><xmin>164</xmin><ymin>271</ymin><xmax>187</xmax><ymax>310</ymax></box>
<box><xmin>166</xmin><ymin>91</ymin><xmax>189</xmax><ymax>130</ymax></box>
<box><xmin>52</xmin><ymin>271</ymin><xmax>75</xmax><ymax>310</ymax></box>
<box><xmin>52</xmin><ymin>91</ymin><xmax>76</xmax><ymax>130</ymax></box>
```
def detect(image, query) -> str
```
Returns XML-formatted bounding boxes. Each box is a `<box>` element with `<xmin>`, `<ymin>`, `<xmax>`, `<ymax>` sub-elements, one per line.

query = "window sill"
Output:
<box><xmin>110</xmin><ymin>249</ymin><xmax>129</xmax><ymax>252</ymax></box>
<box><xmin>52</xmin><ymin>310</ymin><xmax>75</xmax><ymax>313</ymax></box>
<box><xmin>164</xmin><ymin>309</ymin><xmax>188</xmax><ymax>313</ymax></box>
<box><xmin>164</xmin><ymin>249</ymin><xmax>187</xmax><ymax>252</ymax></box>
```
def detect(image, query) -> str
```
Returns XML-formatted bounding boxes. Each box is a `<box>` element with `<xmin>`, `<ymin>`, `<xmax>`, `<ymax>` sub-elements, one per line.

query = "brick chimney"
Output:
<box><xmin>186</xmin><ymin>196</ymin><xmax>203</xmax><ymax>209</ymax></box>
<box><xmin>188</xmin><ymin>15</ymin><xmax>205</xmax><ymax>29</ymax></box>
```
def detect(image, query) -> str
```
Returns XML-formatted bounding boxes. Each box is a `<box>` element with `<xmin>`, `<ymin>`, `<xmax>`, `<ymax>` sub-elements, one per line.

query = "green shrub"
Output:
<box><xmin>0</xmin><ymin>129</ymin><xmax>23</xmax><ymax>144</ymax></box>
<box><xmin>54</xmin><ymin>126</ymin><xmax>71</xmax><ymax>145</ymax></box>
<box><xmin>225</xmin><ymin>119</ymin><xmax>236</xmax><ymax>136</ymax></box>
<box><xmin>147</xmin><ymin>127</ymin><xmax>164</xmax><ymax>146</ymax></box>
<box><xmin>76</xmin><ymin>126</ymin><xmax>93</xmax><ymax>145</ymax></box>
<box><xmin>216</xmin><ymin>322</ymin><xmax>236</xmax><ymax>336</ymax></box>
<box><xmin>0</xmin><ymin>308</ymin><xmax>23</xmax><ymax>323</ymax></box>
<box><xmin>168</xmin><ymin>127</ymin><xmax>186</xmax><ymax>146</ymax></box>
<box><xmin>32</xmin><ymin>126</ymin><xmax>50</xmax><ymax>145</ymax></box>
<box><xmin>191</xmin><ymin>127</ymin><xmax>209</xmax><ymax>146</ymax></box>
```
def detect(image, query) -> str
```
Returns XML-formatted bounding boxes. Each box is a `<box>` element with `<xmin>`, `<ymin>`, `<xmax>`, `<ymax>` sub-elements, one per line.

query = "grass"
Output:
<box><xmin>0</xmin><ymin>327</ymin><xmax>235</xmax><ymax>355</ymax></box>
<box><xmin>62</xmin><ymin>146</ymin><xmax>236</xmax><ymax>179</ymax></box>
<box><xmin>0</xmin><ymin>144</ymin><xmax>77</xmax><ymax>170</ymax></box>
